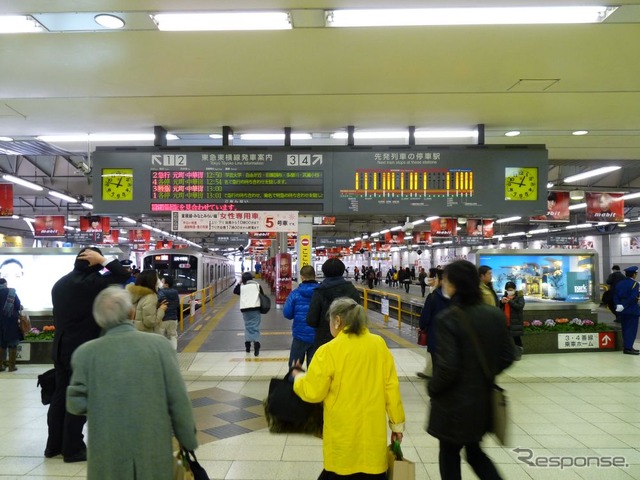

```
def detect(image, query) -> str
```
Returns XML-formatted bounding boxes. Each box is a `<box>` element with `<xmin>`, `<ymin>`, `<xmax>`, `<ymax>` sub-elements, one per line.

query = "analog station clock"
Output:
<box><xmin>505</xmin><ymin>167</ymin><xmax>538</xmax><ymax>201</ymax></box>
<box><xmin>102</xmin><ymin>168</ymin><xmax>133</xmax><ymax>201</ymax></box>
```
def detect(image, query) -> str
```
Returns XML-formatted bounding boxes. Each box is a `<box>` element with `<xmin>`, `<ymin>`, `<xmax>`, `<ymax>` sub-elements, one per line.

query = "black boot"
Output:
<box><xmin>245</xmin><ymin>341</ymin><xmax>251</xmax><ymax>353</ymax></box>
<box><xmin>254</xmin><ymin>342</ymin><xmax>261</xmax><ymax>357</ymax></box>
<box><xmin>8</xmin><ymin>347</ymin><xmax>17</xmax><ymax>372</ymax></box>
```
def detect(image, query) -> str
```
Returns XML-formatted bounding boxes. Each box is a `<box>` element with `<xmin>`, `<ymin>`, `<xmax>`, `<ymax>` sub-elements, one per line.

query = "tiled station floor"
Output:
<box><xmin>1</xmin><ymin>282</ymin><xmax>640</xmax><ymax>479</ymax></box>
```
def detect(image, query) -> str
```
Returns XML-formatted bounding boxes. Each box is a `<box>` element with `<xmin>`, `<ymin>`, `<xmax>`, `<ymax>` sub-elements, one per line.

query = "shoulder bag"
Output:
<box><xmin>19</xmin><ymin>311</ymin><xmax>31</xmax><ymax>335</ymax></box>
<box><xmin>259</xmin><ymin>291</ymin><xmax>271</xmax><ymax>314</ymax></box>
<box><xmin>455</xmin><ymin>307</ymin><xmax>509</xmax><ymax>446</ymax></box>
<box><xmin>173</xmin><ymin>448</ymin><xmax>209</xmax><ymax>480</ymax></box>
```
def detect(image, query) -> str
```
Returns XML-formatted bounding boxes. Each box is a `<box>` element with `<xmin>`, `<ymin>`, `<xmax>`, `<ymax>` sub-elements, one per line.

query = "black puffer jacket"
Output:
<box><xmin>427</xmin><ymin>303</ymin><xmax>515</xmax><ymax>445</ymax></box>
<box><xmin>306</xmin><ymin>276</ymin><xmax>360</xmax><ymax>348</ymax></box>
<box><xmin>500</xmin><ymin>293</ymin><xmax>525</xmax><ymax>338</ymax></box>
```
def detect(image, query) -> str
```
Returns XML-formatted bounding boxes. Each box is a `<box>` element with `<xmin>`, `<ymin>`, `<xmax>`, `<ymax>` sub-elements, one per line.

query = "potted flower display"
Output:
<box><xmin>522</xmin><ymin>318</ymin><xmax>620</xmax><ymax>354</ymax></box>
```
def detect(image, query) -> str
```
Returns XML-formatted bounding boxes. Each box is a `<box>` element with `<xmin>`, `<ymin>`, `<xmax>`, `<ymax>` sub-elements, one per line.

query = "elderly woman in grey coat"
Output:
<box><xmin>67</xmin><ymin>286</ymin><xmax>197</xmax><ymax>480</ymax></box>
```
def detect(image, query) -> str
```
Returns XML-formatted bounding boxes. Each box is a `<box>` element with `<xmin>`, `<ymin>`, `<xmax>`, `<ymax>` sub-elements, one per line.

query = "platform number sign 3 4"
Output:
<box><xmin>287</xmin><ymin>154</ymin><xmax>323</xmax><ymax>166</ymax></box>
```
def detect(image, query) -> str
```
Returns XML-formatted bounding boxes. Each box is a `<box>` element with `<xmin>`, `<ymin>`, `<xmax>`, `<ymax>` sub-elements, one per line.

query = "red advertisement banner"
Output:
<box><xmin>79</xmin><ymin>215</ymin><xmax>111</xmax><ymax>233</ymax></box>
<box><xmin>430</xmin><ymin>218</ymin><xmax>457</xmax><ymax>237</ymax></box>
<box><xmin>128</xmin><ymin>229</ymin><xmax>151</xmax><ymax>244</ymax></box>
<box><xmin>0</xmin><ymin>184</ymin><xmax>13</xmax><ymax>216</ymax></box>
<box><xmin>530</xmin><ymin>191</ymin><xmax>570</xmax><ymax>222</ymax></box>
<box><xmin>34</xmin><ymin>215</ymin><xmax>65</xmax><ymax>237</ymax></box>
<box><xmin>384</xmin><ymin>232</ymin><xmax>405</xmax><ymax>244</ymax></box>
<box><xmin>585</xmin><ymin>192</ymin><xmax>624</xmax><ymax>223</ymax></box>
<box><xmin>466</xmin><ymin>219</ymin><xmax>494</xmax><ymax>238</ymax></box>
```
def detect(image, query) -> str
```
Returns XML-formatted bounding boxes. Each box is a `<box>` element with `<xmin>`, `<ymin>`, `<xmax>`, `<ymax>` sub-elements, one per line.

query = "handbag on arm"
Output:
<box><xmin>455</xmin><ymin>307</ymin><xmax>509</xmax><ymax>446</ymax></box>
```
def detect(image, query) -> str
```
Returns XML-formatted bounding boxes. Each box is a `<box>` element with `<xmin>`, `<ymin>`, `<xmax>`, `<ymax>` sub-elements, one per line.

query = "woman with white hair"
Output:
<box><xmin>66</xmin><ymin>286</ymin><xmax>197</xmax><ymax>480</ymax></box>
<box><xmin>292</xmin><ymin>297</ymin><xmax>405</xmax><ymax>479</ymax></box>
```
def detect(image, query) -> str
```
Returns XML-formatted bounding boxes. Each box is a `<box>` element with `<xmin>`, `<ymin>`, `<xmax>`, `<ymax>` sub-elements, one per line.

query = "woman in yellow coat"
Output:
<box><xmin>292</xmin><ymin>297</ymin><xmax>405</xmax><ymax>479</ymax></box>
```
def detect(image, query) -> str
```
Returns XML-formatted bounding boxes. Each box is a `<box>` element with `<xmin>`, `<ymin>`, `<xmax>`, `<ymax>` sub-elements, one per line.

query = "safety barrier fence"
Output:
<box><xmin>179</xmin><ymin>286</ymin><xmax>214</xmax><ymax>332</ymax></box>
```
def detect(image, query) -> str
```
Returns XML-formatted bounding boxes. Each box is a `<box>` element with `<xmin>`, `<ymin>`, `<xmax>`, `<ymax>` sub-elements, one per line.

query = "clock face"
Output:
<box><xmin>102</xmin><ymin>168</ymin><xmax>133</xmax><ymax>201</ymax></box>
<box><xmin>505</xmin><ymin>167</ymin><xmax>538</xmax><ymax>201</ymax></box>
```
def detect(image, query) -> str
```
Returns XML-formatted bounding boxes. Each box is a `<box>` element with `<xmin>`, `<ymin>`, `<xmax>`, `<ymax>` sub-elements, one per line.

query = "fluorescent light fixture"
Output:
<box><xmin>495</xmin><ymin>216</ymin><xmax>521</xmax><ymax>224</ymax></box>
<box><xmin>564</xmin><ymin>166</ymin><xmax>621</xmax><ymax>183</ymax></box>
<box><xmin>621</xmin><ymin>192</ymin><xmax>640</xmax><ymax>200</ymax></box>
<box><xmin>140</xmin><ymin>223</ymin><xmax>153</xmax><ymax>229</ymax></box>
<box><xmin>371</xmin><ymin>232</ymin><xmax>380</xmax><ymax>237</ymax></box>
<box><xmin>94</xmin><ymin>14</ymin><xmax>125</xmax><ymax>29</ymax></box>
<box><xmin>239</xmin><ymin>133</ymin><xmax>312</xmax><ymax>141</ymax></box>
<box><xmin>2</xmin><ymin>174</ymin><xmax>43</xmax><ymax>191</ymax></box>
<box><xmin>529</xmin><ymin>228</ymin><xmax>549</xmax><ymax>234</ymax></box>
<box><xmin>331</xmin><ymin>129</ymin><xmax>477</xmax><ymax>140</ymax></box>
<box><xmin>23</xmin><ymin>217</ymin><xmax>35</xmax><ymax>223</ymax></box>
<box><xmin>425</xmin><ymin>216</ymin><xmax>440</xmax><ymax>221</ymax></box>
<box><xmin>362</xmin><ymin>235</ymin><xmax>369</xmax><ymax>239</ymax></box>
<box><xmin>390</xmin><ymin>226</ymin><xmax>403</xmax><ymax>231</ymax></box>
<box><xmin>331</xmin><ymin>131</ymin><xmax>408</xmax><ymax>140</ymax></box>
<box><xmin>63</xmin><ymin>225</ymin><xmax>75</xmax><ymax>231</ymax></box>
<box><xmin>412</xmin><ymin>219</ymin><xmax>425</xmax><ymax>226</ymax></box>
<box><xmin>326</xmin><ymin>6</ymin><xmax>616</xmax><ymax>27</ymax></box>
<box><xmin>569</xmin><ymin>190</ymin><xmax>585</xmax><ymax>201</ymax></box>
<box><xmin>565</xmin><ymin>223</ymin><xmax>593</xmax><ymax>230</ymax></box>
<box><xmin>9</xmin><ymin>215</ymin><xmax>19</xmax><ymax>219</ymax></box>
<box><xmin>506</xmin><ymin>231</ymin><xmax>526</xmax><ymax>237</ymax></box>
<box><xmin>572</xmin><ymin>130</ymin><xmax>589</xmax><ymax>136</ymax></box>
<box><xmin>505</xmin><ymin>131</ymin><xmax>520</xmax><ymax>137</ymax></box>
<box><xmin>81</xmin><ymin>202</ymin><xmax>94</xmax><ymax>209</ymax></box>
<box><xmin>456</xmin><ymin>226</ymin><xmax>461</xmax><ymax>231</ymax></box>
<box><xmin>0</xmin><ymin>15</ymin><xmax>45</xmax><ymax>33</ymax></box>
<box><xmin>152</xmin><ymin>227</ymin><xmax>163</xmax><ymax>233</ymax></box>
<box><xmin>414</xmin><ymin>130</ymin><xmax>477</xmax><ymax>139</ymax></box>
<box><xmin>152</xmin><ymin>12</ymin><xmax>292</xmax><ymax>31</ymax></box>
<box><xmin>121</xmin><ymin>216</ymin><xmax>137</xmax><ymax>224</ymax></box>
<box><xmin>0</xmin><ymin>136</ymin><xmax>13</xmax><ymax>142</ymax></box>
<box><xmin>568</xmin><ymin>202</ymin><xmax>587</xmax><ymax>210</ymax></box>
<box><xmin>546</xmin><ymin>182</ymin><xmax>554</xmax><ymax>189</ymax></box>
<box><xmin>379</xmin><ymin>229</ymin><xmax>390</xmax><ymax>234</ymax></box>
<box><xmin>48</xmin><ymin>190</ymin><xmax>78</xmax><ymax>203</ymax></box>
<box><xmin>38</xmin><ymin>133</ymin><xmax>178</xmax><ymax>142</ymax></box>
<box><xmin>353</xmin><ymin>236</ymin><xmax>361</xmax><ymax>241</ymax></box>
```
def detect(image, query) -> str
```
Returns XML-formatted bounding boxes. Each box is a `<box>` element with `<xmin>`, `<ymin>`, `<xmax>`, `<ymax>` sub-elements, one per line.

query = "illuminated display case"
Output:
<box><xmin>0</xmin><ymin>247</ymin><xmax>123</xmax><ymax>315</ymax></box>
<box><xmin>469</xmin><ymin>249</ymin><xmax>598</xmax><ymax>310</ymax></box>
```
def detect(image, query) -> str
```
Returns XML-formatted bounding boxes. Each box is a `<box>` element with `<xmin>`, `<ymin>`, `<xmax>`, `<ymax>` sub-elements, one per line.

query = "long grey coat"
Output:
<box><xmin>67</xmin><ymin>323</ymin><xmax>197</xmax><ymax>480</ymax></box>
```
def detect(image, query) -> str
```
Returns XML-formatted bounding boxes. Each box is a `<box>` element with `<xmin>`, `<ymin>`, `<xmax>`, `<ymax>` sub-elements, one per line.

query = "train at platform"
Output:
<box><xmin>142</xmin><ymin>248</ymin><xmax>236</xmax><ymax>297</ymax></box>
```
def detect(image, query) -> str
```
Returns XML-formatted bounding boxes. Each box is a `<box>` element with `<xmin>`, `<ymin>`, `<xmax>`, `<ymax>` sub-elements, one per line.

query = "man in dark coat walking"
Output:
<box><xmin>45</xmin><ymin>247</ymin><xmax>131</xmax><ymax>462</ymax></box>
<box><xmin>306</xmin><ymin>258</ymin><xmax>360</xmax><ymax>361</ymax></box>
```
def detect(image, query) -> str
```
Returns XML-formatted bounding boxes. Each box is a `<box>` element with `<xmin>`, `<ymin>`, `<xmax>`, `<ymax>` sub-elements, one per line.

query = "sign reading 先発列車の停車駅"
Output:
<box><xmin>171</xmin><ymin>211</ymin><xmax>298</xmax><ymax>233</ymax></box>
<box><xmin>91</xmin><ymin>145</ymin><xmax>547</xmax><ymax>216</ymax></box>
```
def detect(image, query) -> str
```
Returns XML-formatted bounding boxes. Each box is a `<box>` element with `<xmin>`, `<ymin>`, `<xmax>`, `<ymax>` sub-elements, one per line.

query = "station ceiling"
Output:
<box><xmin>1</xmin><ymin>1</ymin><xmax>640</xmax><ymax>243</ymax></box>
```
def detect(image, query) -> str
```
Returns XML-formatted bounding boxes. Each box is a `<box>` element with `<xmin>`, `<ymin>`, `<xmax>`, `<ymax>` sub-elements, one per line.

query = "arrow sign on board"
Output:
<box><xmin>599</xmin><ymin>332</ymin><xmax>614</xmax><ymax>349</ymax></box>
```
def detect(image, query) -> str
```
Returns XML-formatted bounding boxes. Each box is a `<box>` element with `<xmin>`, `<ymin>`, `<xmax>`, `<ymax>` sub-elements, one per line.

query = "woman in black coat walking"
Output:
<box><xmin>427</xmin><ymin>260</ymin><xmax>515</xmax><ymax>480</ymax></box>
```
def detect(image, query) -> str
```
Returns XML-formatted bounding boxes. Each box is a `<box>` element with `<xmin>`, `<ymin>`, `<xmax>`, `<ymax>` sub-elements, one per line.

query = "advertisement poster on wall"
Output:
<box><xmin>621</xmin><ymin>236</ymin><xmax>640</xmax><ymax>256</ymax></box>
<box><xmin>128</xmin><ymin>229</ymin><xmax>151</xmax><ymax>244</ymax></box>
<box><xmin>585</xmin><ymin>192</ymin><xmax>624</xmax><ymax>223</ymax></box>
<box><xmin>275</xmin><ymin>252</ymin><xmax>292</xmax><ymax>306</ymax></box>
<box><xmin>530</xmin><ymin>191</ymin><xmax>570</xmax><ymax>222</ymax></box>
<box><xmin>412</xmin><ymin>232</ymin><xmax>432</xmax><ymax>245</ymax></box>
<box><xmin>384</xmin><ymin>232</ymin><xmax>405</xmax><ymax>244</ymax></box>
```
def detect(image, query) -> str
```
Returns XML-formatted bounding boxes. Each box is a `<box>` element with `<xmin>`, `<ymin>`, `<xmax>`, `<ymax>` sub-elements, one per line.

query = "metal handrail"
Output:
<box><xmin>178</xmin><ymin>286</ymin><xmax>214</xmax><ymax>332</ymax></box>
<box><xmin>357</xmin><ymin>287</ymin><xmax>403</xmax><ymax>329</ymax></box>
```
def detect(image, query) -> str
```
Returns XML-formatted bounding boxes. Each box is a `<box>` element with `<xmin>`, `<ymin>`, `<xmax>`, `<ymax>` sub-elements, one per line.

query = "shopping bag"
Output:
<box><xmin>259</xmin><ymin>293</ymin><xmax>271</xmax><ymax>314</ymax></box>
<box><xmin>19</xmin><ymin>312</ymin><xmax>31</xmax><ymax>335</ymax></box>
<box><xmin>387</xmin><ymin>441</ymin><xmax>415</xmax><ymax>480</ymax></box>
<box><xmin>173</xmin><ymin>449</ymin><xmax>209</xmax><ymax>480</ymax></box>
<box><xmin>491</xmin><ymin>385</ymin><xmax>509</xmax><ymax>446</ymax></box>
<box><xmin>417</xmin><ymin>329</ymin><xmax>427</xmax><ymax>346</ymax></box>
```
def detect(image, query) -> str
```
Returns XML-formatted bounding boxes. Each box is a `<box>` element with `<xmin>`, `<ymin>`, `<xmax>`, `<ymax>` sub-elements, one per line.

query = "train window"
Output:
<box><xmin>170</xmin><ymin>255</ymin><xmax>198</xmax><ymax>293</ymax></box>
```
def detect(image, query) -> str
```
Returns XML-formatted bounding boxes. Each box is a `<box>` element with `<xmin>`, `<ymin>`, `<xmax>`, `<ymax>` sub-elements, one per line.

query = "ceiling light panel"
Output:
<box><xmin>31</xmin><ymin>12</ymin><xmax>156</xmax><ymax>32</ymax></box>
<box><xmin>152</xmin><ymin>12</ymin><xmax>292</xmax><ymax>31</ymax></box>
<box><xmin>0</xmin><ymin>16</ymin><xmax>45</xmax><ymax>33</ymax></box>
<box><xmin>564</xmin><ymin>166</ymin><xmax>621</xmax><ymax>183</ymax></box>
<box><xmin>326</xmin><ymin>6</ymin><xmax>617</xmax><ymax>27</ymax></box>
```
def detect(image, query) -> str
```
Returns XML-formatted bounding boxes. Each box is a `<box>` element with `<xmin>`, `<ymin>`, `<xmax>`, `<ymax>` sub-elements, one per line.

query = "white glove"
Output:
<box><xmin>616</xmin><ymin>304</ymin><xmax>624</xmax><ymax>312</ymax></box>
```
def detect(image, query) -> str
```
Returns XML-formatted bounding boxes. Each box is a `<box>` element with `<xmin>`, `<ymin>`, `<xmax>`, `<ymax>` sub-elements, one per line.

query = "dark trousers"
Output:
<box><xmin>439</xmin><ymin>440</ymin><xmax>502</xmax><ymax>480</ymax></box>
<box><xmin>403</xmin><ymin>281</ymin><xmax>410</xmax><ymax>293</ymax></box>
<box><xmin>318</xmin><ymin>470</ymin><xmax>386</xmax><ymax>480</ymax></box>
<box><xmin>620</xmin><ymin>314</ymin><xmax>639</xmax><ymax>350</ymax></box>
<box><xmin>46</xmin><ymin>360</ymin><xmax>87</xmax><ymax>456</ymax></box>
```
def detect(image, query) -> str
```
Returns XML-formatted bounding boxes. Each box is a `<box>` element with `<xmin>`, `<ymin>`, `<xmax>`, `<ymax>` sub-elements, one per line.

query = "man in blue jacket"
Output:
<box><xmin>614</xmin><ymin>266</ymin><xmax>640</xmax><ymax>355</ymax></box>
<box><xmin>283</xmin><ymin>265</ymin><xmax>319</xmax><ymax>367</ymax></box>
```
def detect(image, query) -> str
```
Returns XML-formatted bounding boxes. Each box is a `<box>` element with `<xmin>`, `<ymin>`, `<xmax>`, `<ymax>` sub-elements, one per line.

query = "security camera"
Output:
<box><xmin>401</xmin><ymin>217</ymin><xmax>414</xmax><ymax>233</ymax></box>
<box><xmin>77</xmin><ymin>161</ymin><xmax>91</xmax><ymax>174</ymax></box>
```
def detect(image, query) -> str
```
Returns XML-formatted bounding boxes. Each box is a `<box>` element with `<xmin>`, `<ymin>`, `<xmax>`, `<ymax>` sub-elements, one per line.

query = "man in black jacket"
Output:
<box><xmin>45</xmin><ymin>247</ymin><xmax>131</xmax><ymax>462</ymax></box>
<box><xmin>306</xmin><ymin>258</ymin><xmax>360</xmax><ymax>361</ymax></box>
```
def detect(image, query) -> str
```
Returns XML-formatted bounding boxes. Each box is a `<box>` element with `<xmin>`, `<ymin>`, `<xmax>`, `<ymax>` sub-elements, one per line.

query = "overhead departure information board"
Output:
<box><xmin>92</xmin><ymin>145</ymin><xmax>547</xmax><ymax>216</ymax></box>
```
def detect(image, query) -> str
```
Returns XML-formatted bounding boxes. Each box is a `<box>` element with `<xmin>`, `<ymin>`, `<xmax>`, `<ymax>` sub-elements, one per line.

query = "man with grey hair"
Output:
<box><xmin>66</xmin><ymin>286</ymin><xmax>198</xmax><ymax>479</ymax></box>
